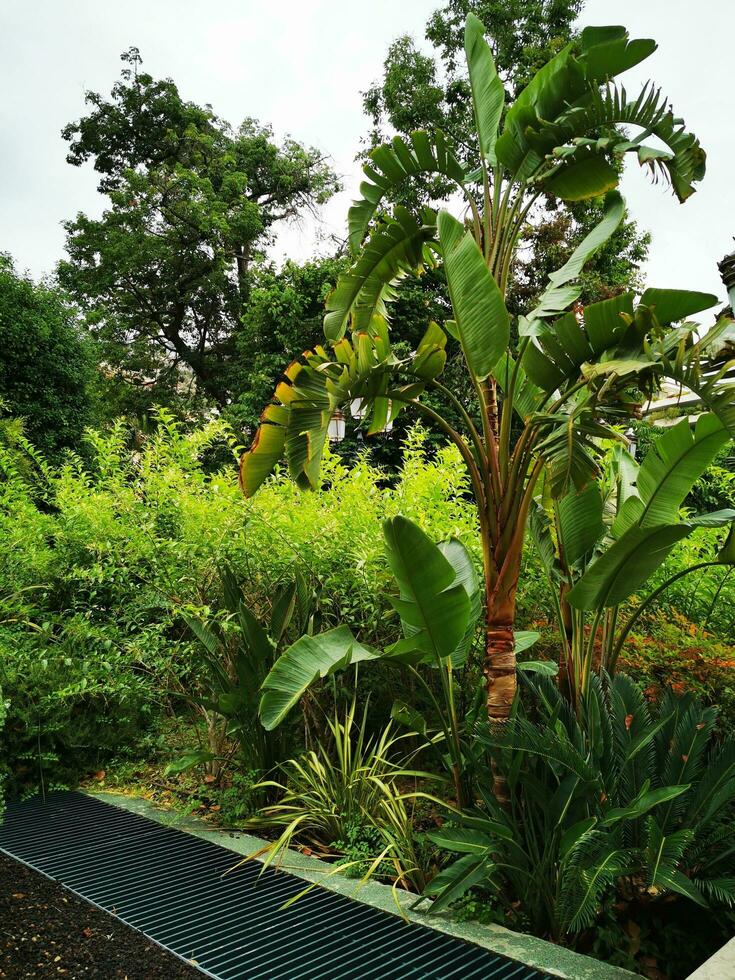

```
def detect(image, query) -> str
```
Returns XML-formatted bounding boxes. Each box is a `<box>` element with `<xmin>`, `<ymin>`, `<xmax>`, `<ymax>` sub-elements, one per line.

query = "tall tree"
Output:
<box><xmin>58</xmin><ymin>49</ymin><xmax>340</xmax><ymax>411</ymax></box>
<box><xmin>240</xmin><ymin>17</ymin><xmax>717</xmax><ymax>806</ymax></box>
<box><xmin>227</xmin><ymin>257</ymin><xmax>347</xmax><ymax>435</ymax></box>
<box><xmin>0</xmin><ymin>255</ymin><xmax>96</xmax><ymax>458</ymax></box>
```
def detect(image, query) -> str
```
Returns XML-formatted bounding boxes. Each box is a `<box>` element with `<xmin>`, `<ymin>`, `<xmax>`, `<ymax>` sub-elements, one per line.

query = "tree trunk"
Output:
<box><xmin>484</xmin><ymin>580</ymin><xmax>518</xmax><ymax>806</ymax></box>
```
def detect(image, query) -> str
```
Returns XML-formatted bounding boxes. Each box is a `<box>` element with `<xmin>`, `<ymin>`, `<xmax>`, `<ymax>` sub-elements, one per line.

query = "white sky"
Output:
<box><xmin>1</xmin><ymin>0</ymin><xmax>733</xmax><ymax>301</ymax></box>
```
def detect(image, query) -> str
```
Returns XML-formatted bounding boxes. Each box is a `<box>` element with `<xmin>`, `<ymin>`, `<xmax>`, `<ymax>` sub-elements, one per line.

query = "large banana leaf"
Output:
<box><xmin>324</xmin><ymin>207</ymin><xmax>437</xmax><ymax>342</ymax></box>
<box><xmin>384</xmin><ymin>516</ymin><xmax>472</xmax><ymax>664</ymax></box>
<box><xmin>543</xmin><ymin>149</ymin><xmax>619</xmax><ymax>202</ymax></box>
<box><xmin>568</xmin><ymin>512</ymin><xmax>735</xmax><ymax>610</ymax></box>
<box><xmin>438</xmin><ymin>210</ymin><xmax>509</xmax><ymax>380</ymax></box>
<box><xmin>464</xmin><ymin>13</ymin><xmax>504</xmax><ymax>166</ymax></box>
<box><xmin>639</xmin><ymin>288</ymin><xmax>718</xmax><ymax>326</ymax></box>
<box><xmin>558</xmin><ymin>484</ymin><xmax>605</xmax><ymax>567</ymax></box>
<box><xmin>522</xmin><ymin>293</ymin><xmax>634</xmax><ymax>392</ymax></box>
<box><xmin>259</xmin><ymin>626</ymin><xmax>379</xmax><ymax>730</ymax></box>
<box><xmin>579</xmin><ymin>26</ymin><xmax>657</xmax><ymax>81</ymax></box>
<box><xmin>495</xmin><ymin>42</ymin><xmax>581</xmax><ymax>180</ymax></box>
<box><xmin>437</xmin><ymin>537</ymin><xmax>481</xmax><ymax>668</ymax></box>
<box><xmin>614</xmin><ymin>414</ymin><xmax>729</xmax><ymax>535</ymax></box>
<box><xmin>240</xmin><ymin>330</ymin><xmax>410</xmax><ymax>497</ymax></box>
<box><xmin>348</xmin><ymin>132</ymin><xmax>465</xmax><ymax>251</ymax></box>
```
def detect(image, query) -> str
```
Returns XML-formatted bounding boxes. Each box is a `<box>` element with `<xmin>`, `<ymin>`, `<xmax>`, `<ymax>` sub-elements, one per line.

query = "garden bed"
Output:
<box><xmin>0</xmin><ymin>852</ymin><xmax>201</xmax><ymax>979</ymax></box>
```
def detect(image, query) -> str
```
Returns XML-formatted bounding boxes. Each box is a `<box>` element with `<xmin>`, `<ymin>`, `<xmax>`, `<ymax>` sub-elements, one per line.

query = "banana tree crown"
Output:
<box><xmin>239</xmin><ymin>15</ymin><xmax>726</xmax><ymax>504</ymax></box>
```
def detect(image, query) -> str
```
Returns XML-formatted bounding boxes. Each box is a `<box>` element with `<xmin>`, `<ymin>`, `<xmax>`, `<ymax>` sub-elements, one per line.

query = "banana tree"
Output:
<box><xmin>531</xmin><ymin>412</ymin><xmax>735</xmax><ymax>707</ymax></box>
<box><xmin>240</xmin><ymin>14</ymin><xmax>727</xmax><ymax>798</ymax></box>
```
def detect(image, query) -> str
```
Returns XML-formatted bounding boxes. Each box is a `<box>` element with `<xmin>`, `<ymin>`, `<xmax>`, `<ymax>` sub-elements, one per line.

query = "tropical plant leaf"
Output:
<box><xmin>601</xmin><ymin>784</ymin><xmax>689</xmax><ymax>827</ymax></box>
<box><xmin>559</xmin><ymin>831</ymin><xmax>632</xmax><ymax>932</ymax></box>
<box><xmin>527</xmin><ymin>191</ymin><xmax>624</xmax><ymax>324</ymax></box>
<box><xmin>558</xmin><ymin>483</ymin><xmax>605</xmax><ymax>567</ymax></box>
<box><xmin>579</xmin><ymin>25</ymin><xmax>657</xmax><ymax>81</ymax></box>
<box><xmin>259</xmin><ymin>626</ymin><xmax>379</xmax><ymax>730</ymax></box>
<box><xmin>640</xmin><ymin>288</ymin><xmax>718</xmax><ymax>326</ymax></box>
<box><xmin>390</xmin><ymin>700</ymin><xmax>430</xmax><ymax>737</ymax></box>
<box><xmin>517</xmin><ymin>660</ymin><xmax>558</xmax><ymax>676</ymax></box>
<box><xmin>543</xmin><ymin>149</ymin><xmax>619</xmax><ymax>202</ymax></box>
<box><xmin>427</xmin><ymin>827</ymin><xmax>493</xmax><ymax>854</ymax></box>
<box><xmin>523</xmin><ymin>293</ymin><xmax>635</xmax><ymax>393</ymax></box>
<box><xmin>383</xmin><ymin>517</ymin><xmax>471</xmax><ymax>664</ymax></box>
<box><xmin>437</xmin><ymin>538</ymin><xmax>481</xmax><ymax>668</ymax></box>
<box><xmin>644</xmin><ymin>818</ymin><xmax>705</xmax><ymax>905</ymax></box>
<box><xmin>324</xmin><ymin>207</ymin><xmax>437</xmax><ymax>342</ymax></box>
<box><xmin>567</xmin><ymin>522</ymin><xmax>694</xmax><ymax>609</ymax></box>
<box><xmin>514</xmin><ymin>631</ymin><xmax>541</xmax><ymax>654</ymax></box>
<box><xmin>464</xmin><ymin>13</ymin><xmax>505</xmax><ymax>166</ymax></box>
<box><xmin>614</xmin><ymin>414</ymin><xmax>729</xmax><ymax>535</ymax></box>
<box><xmin>423</xmin><ymin>854</ymin><xmax>493</xmax><ymax>913</ymax></box>
<box><xmin>348</xmin><ymin>132</ymin><xmax>464</xmax><ymax>251</ymax></box>
<box><xmin>164</xmin><ymin>750</ymin><xmax>217</xmax><ymax>776</ymax></box>
<box><xmin>687</xmin><ymin>739</ymin><xmax>735</xmax><ymax>828</ymax></box>
<box><xmin>438</xmin><ymin>211</ymin><xmax>509</xmax><ymax>380</ymax></box>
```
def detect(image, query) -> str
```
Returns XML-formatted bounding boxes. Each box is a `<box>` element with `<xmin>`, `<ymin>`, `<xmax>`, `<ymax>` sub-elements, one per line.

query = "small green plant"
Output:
<box><xmin>427</xmin><ymin>675</ymin><xmax>735</xmax><ymax>943</ymax></box>
<box><xmin>169</xmin><ymin>565</ymin><xmax>315</xmax><ymax>786</ymax></box>
<box><xmin>244</xmin><ymin>698</ymin><xmax>431</xmax><ymax>871</ymax></box>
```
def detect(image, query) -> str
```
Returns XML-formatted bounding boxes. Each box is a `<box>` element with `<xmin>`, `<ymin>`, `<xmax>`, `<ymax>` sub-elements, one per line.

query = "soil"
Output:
<box><xmin>0</xmin><ymin>853</ymin><xmax>202</xmax><ymax>979</ymax></box>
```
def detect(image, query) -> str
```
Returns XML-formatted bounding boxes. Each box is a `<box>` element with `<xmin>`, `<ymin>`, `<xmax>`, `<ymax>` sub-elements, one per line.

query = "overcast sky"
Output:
<box><xmin>1</xmin><ymin>0</ymin><xmax>733</xmax><ymax>302</ymax></box>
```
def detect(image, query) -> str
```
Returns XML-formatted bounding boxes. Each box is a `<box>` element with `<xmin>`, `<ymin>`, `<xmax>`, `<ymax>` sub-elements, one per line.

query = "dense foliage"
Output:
<box><xmin>0</xmin><ymin>256</ymin><xmax>96</xmax><ymax>458</ymax></box>
<box><xmin>58</xmin><ymin>48</ymin><xmax>339</xmax><ymax>415</ymax></box>
<box><xmin>3</xmin><ymin>4</ymin><xmax>735</xmax><ymax>978</ymax></box>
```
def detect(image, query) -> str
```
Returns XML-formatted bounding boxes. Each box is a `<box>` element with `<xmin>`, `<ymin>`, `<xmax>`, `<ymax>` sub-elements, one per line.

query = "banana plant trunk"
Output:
<box><xmin>483</xmin><ymin>547</ymin><xmax>522</xmax><ymax>805</ymax></box>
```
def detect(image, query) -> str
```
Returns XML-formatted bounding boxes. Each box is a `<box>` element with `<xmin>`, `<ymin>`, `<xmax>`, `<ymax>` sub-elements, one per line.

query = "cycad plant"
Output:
<box><xmin>240</xmin><ymin>13</ymin><xmax>733</xmax><ymax>798</ymax></box>
<box><xmin>426</xmin><ymin>675</ymin><xmax>735</xmax><ymax>940</ymax></box>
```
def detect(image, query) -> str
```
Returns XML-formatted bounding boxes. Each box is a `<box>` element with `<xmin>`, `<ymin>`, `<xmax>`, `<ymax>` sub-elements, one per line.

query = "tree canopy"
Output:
<box><xmin>58</xmin><ymin>48</ymin><xmax>340</xmax><ymax>412</ymax></box>
<box><xmin>0</xmin><ymin>255</ymin><xmax>96</xmax><ymax>457</ymax></box>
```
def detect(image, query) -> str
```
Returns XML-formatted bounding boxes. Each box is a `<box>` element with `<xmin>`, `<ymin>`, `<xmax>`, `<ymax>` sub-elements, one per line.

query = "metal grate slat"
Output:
<box><xmin>0</xmin><ymin>791</ymin><xmax>552</xmax><ymax>980</ymax></box>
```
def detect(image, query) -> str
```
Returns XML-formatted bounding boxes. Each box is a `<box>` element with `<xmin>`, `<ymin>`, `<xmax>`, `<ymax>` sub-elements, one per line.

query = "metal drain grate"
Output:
<box><xmin>0</xmin><ymin>791</ymin><xmax>550</xmax><ymax>980</ymax></box>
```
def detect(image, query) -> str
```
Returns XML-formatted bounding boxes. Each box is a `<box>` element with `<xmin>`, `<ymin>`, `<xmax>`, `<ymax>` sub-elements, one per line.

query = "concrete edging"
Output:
<box><xmin>91</xmin><ymin>791</ymin><xmax>641</xmax><ymax>980</ymax></box>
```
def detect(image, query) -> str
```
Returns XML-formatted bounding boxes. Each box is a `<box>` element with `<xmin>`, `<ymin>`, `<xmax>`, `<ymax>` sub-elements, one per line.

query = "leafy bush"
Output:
<box><xmin>0</xmin><ymin>620</ymin><xmax>158</xmax><ymax>795</ymax></box>
<box><xmin>427</xmin><ymin>676</ymin><xmax>735</xmax><ymax>958</ymax></box>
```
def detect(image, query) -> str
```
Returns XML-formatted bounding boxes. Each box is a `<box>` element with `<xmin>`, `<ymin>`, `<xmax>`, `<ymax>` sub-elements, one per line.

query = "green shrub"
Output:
<box><xmin>0</xmin><ymin>619</ymin><xmax>158</xmax><ymax>795</ymax></box>
<box><xmin>428</xmin><ymin>676</ymin><xmax>735</xmax><ymax>977</ymax></box>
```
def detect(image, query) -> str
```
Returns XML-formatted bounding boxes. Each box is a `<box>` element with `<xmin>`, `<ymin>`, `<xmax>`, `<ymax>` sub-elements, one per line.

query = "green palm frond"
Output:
<box><xmin>697</xmin><ymin>878</ymin><xmax>735</xmax><ymax>907</ymax></box>
<box><xmin>558</xmin><ymin>830</ymin><xmax>632</xmax><ymax>932</ymax></box>
<box><xmin>644</xmin><ymin>817</ymin><xmax>706</xmax><ymax>905</ymax></box>
<box><xmin>660</xmin><ymin>702</ymin><xmax>718</xmax><ymax>823</ymax></box>
<box><xmin>324</xmin><ymin>207</ymin><xmax>438</xmax><ymax>342</ymax></box>
<box><xmin>480</xmin><ymin>717</ymin><xmax>601</xmax><ymax>787</ymax></box>
<box><xmin>686</xmin><ymin>739</ymin><xmax>735</xmax><ymax>829</ymax></box>
<box><xmin>348</xmin><ymin>133</ymin><xmax>464</xmax><ymax>251</ymax></box>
